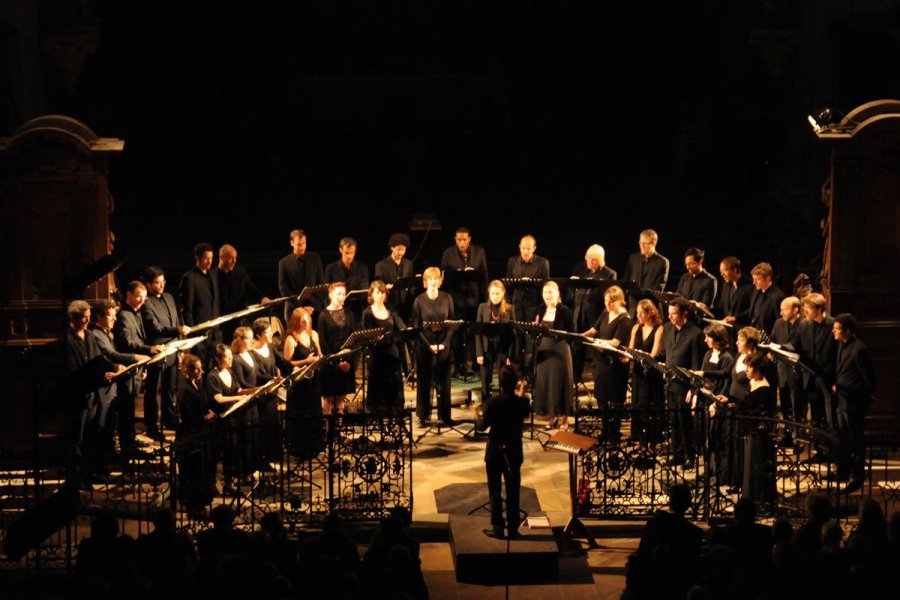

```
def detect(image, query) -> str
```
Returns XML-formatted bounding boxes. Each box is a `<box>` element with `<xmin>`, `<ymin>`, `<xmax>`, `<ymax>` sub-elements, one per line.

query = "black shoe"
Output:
<box><xmin>507</xmin><ymin>528</ymin><xmax>520</xmax><ymax>540</ymax></box>
<box><xmin>416</xmin><ymin>418</ymin><xmax>427</xmax><ymax>428</ymax></box>
<box><xmin>844</xmin><ymin>478</ymin><xmax>864</xmax><ymax>493</ymax></box>
<box><xmin>483</xmin><ymin>528</ymin><xmax>504</xmax><ymax>539</ymax></box>
<box><xmin>825</xmin><ymin>471</ymin><xmax>849</xmax><ymax>483</ymax></box>
<box><xmin>144</xmin><ymin>429</ymin><xmax>165</xmax><ymax>442</ymax></box>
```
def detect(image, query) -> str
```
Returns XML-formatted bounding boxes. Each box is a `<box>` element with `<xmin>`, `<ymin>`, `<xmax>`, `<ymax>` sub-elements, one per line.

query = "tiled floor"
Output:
<box><xmin>408</xmin><ymin>387</ymin><xmax>634</xmax><ymax>599</ymax></box>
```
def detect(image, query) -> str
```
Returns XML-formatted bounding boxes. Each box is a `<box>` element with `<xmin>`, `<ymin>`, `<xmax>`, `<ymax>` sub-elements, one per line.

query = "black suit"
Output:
<box><xmin>475</xmin><ymin>390</ymin><xmax>532</xmax><ymax>535</ymax></box>
<box><xmin>505</xmin><ymin>254</ymin><xmax>550</xmax><ymax>320</ymax></box>
<box><xmin>835</xmin><ymin>336</ymin><xmax>876</xmax><ymax>480</ymax></box>
<box><xmin>89</xmin><ymin>324</ymin><xmax>137</xmax><ymax>460</ymax></box>
<box><xmin>442</xmin><ymin>244</ymin><xmax>488</xmax><ymax>375</ymax></box>
<box><xmin>770</xmin><ymin>316</ymin><xmax>805</xmax><ymax>423</ymax></box>
<box><xmin>66</xmin><ymin>327</ymin><xmax>113</xmax><ymax>474</ymax></box>
<box><xmin>796</xmin><ymin>316</ymin><xmax>837</xmax><ymax>429</ymax></box>
<box><xmin>505</xmin><ymin>254</ymin><xmax>550</xmax><ymax>366</ymax></box>
<box><xmin>716</xmin><ymin>275</ymin><xmax>753</xmax><ymax>319</ymax></box>
<box><xmin>662</xmin><ymin>321</ymin><xmax>706</xmax><ymax>462</ymax></box>
<box><xmin>675</xmin><ymin>269</ymin><xmax>717</xmax><ymax>308</ymax></box>
<box><xmin>739</xmin><ymin>285</ymin><xmax>785</xmax><ymax>335</ymax></box>
<box><xmin>441</xmin><ymin>244</ymin><xmax>488</xmax><ymax>313</ymax></box>
<box><xmin>324</xmin><ymin>259</ymin><xmax>369</xmax><ymax>291</ymax></box>
<box><xmin>216</xmin><ymin>265</ymin><xmax>266</xmax><ymax>315</ymax></box>
<box><xmin>374</xmin><ymin>255</ymin><xmax>415</xmax><ymax>319</ymax></box>
<box><xmin>180</xmin><ymin>267</ymin><xmax>220</xmax><ymax>327</ymax></box>
<box><xmin>277</xmin><ymin>251</ymin><xmax>325</xmax><ymax>321</ymax></box>
<box><xmin>623</xmin><ymin>251</ymin><xmax>670</xmax><ymax>292</ymax></box>
<box><xmin>142</xmin><ymin>292</ymin><xmax>181</xmax><ymax>432</ymax></box>
<box><xmin>114</xmin><ymin>305</ymin><xmax>154</xmax><ymax>453</ymax></box>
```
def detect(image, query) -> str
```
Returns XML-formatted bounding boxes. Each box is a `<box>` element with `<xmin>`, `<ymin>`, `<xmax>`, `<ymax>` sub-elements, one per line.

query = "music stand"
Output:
<box><xmin>545</xmin><ymin>430</ymin><xmax>599</xmax><ymax>550</ymax></box>
<box><xmin>760</xmin><ymin>343</ymin><xmax>817</xmax><ymax>376</ymax></box>
<box><xmin>443</xmin><ymin>270</ymin><xmax>487</xmax><ymax>382</ymax></box>
<box><xmin>341</xmin><ymin>327</ymin><xmax>392</xmax><ymax>408</ymax></box>
<box><xmin>508</xmin><ymin>320</ymin><xmax>554</xmax><ymax>439</ymax></box>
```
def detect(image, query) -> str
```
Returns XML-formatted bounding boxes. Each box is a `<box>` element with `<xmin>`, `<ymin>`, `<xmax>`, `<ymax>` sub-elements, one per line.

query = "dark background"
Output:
<box><xmin>3</xmin><ymin>1</ymin><xmax>900</xmax><ymax>295</ymax></box>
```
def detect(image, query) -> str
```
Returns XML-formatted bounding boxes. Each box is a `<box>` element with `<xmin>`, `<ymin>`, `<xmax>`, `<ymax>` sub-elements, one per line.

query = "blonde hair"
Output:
<box><xmin>422</xmin><ymin>266</ymin><xmax>443</xmax><ymax>287</ymax></box>
<box><xmin>737</xmin><ymin>326</ymin><xmax>761</xmax><ymax>349</ymax></box>
<box><xmin>487</xmin><ymin>279</ymin><xmax>512</xmax><ymax>317</ymax></box>
<box><xmin>231</xmin><ymin>326</ymin><xmax>253</xmax><ymax>353</ymax></box>
<box><xmin>604</xmin><ymin>285</ymin><xmax>626</xmax><ymax>306</ymax></box>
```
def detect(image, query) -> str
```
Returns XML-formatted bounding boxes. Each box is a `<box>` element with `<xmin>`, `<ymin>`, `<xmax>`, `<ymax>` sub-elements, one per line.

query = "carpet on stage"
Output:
<box><xmin>434</xmin><ymin>482</ymin><xmax>542</xmax><ymax>516</ymax></box>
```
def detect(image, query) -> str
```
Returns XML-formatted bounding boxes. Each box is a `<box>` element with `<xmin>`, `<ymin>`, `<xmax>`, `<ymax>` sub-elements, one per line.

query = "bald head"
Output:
<box><xmin>219</xmin><ymin>244</ymin><xmax>237</xmax><ymax>272</ymax></box>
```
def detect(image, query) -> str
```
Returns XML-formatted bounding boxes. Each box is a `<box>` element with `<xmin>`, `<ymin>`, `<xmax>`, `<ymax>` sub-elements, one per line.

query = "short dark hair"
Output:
<box><xmin>720</xmin><ymin>256</ymin><xmax>741</xmax><ymax>272</ymax></box>
<box><xmin>685</xmin><ymin>247</ymin><xmax>704</xmax><ymax>262</ymax></box>
<box><xmin>702</xmin><ymin>323</ymin><xmax>729</xmax><ymax>350</ymax></box>
<box><xmin>745</xmin><ymin>351</ymin><xmax>768</xmax><ymax>372</ymax></box>
<box><xmin>668</xmin><ymin>483</ymin><xmax>692</xmax><ymax>514</ymax></box>
<box><xmin>498</xmin><ymin>366</ymin><xmax>518</xmax><ymax>395</ymax></box>
<box><xmin>251</xmin><ymin>319</ymin><xmax>271</xmax><ymax>338</ymax></box>
<box><xmin>669</xmin><ymin>299</ymin><xmax>691</xmax><ymax>315</ymax></box>
<box><xmin>92</xmin><ymin>299</ymin><xmax>117</xmax><ymax>321</ymax></box>
<box><xmin>455</xmin><ymin>226</ymin><xmax>470</xmax><ymax>236</ymax></box>
<box><xmin>834</xmin><ymin>313</ymin><xmax>858</xmax><ymax>335</ymax></box>
<box><xmin>194</xmin><ymin>242</ymin><xmax>214</xmax><ymax>259</ymax></box>
<box><xmin>339</xmin><ymin>237</ymin><xmax>357</xmax><ymax>249</ymax></box>
<box><xmin>214</xmin><ymin>343</ymin><xmax>231</xmax><ymax>363</ymax></box>
<box><xmin>126</xmin><ymin>280</ymin><xmax>146</xmax><ymax>295</ymax></box>
<box><xmin>142</xmin><ymin>265</ymin><xmax>164</xmax><ymax>283</ymax></box>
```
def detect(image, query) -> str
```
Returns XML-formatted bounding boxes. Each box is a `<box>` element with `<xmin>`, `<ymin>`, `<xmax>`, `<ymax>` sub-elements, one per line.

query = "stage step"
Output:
<box><xmin>448</xmin><ymin>513</ymin><xmax>559</xmax><ymax>585</ymax></box>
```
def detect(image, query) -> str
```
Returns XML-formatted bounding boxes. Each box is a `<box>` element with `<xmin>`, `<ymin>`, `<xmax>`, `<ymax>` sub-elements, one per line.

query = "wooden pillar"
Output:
<box><xmin>0</xmin><ymin>115</ymin><xmax>123</xmax><ymax>459</ymax></box>
<box><xmin>814</xmin><ymin>100</ymin><xmax>900</xmax><ymax>431</ymax></box>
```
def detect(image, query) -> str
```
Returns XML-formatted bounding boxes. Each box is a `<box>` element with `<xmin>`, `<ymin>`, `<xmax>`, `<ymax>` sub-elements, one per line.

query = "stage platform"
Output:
<box><xmin>449</xmin><ymin>513</ymin><xmax>559</xmax><ymax>585</ymax></box>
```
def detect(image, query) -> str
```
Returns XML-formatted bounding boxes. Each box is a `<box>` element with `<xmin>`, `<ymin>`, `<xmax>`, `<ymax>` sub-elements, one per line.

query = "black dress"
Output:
<box><xmin>474</xmin><ymin>301</ymin><xmax>517</xmax><ymax>403</ymax></box>
<box><xmin>176</xmin><ymin>378</ymin><xmax>214</xmax><ymax>509</ymax></box>
<box><xmin>700</xmin><ymin>349</ymin><xmax>735</xmax><ymax>484</ymax></box>
<box><xmin>631</xmin><ymin>324</ymin><xmax>663</xmax><ymax>446</ymax></box>
<box><xmin>204</xmin><ymin>368</ymin><xmax>242</xmax><ymax>480</ymax></box>
<box><xmin>287</xmin><ymin>336</ymin><xmax>325</xmax><ymax>459</ymax></box>
<box><xmin>721</xmin><ymin>355</ymin><xmax>751</xmax><ymax>486</ymax></box>
<box><xmin>740</xmin><ymin>383</ymin><xmax>776</xmax><ymax>502</ymax></box>
<box><xmin>317</xmin><ymin>308</ymin><xmax>357</xmax><ymax>396</ymax></box>
<box><xmin>591</xmin><ymin>310</ymin><xmax>633</xmax><ymax>443</ymax></box>
<box><xmin>232</xmin><ymin>351</ymin><xmax>264</xmax><ymax>471</ymax></box>
<box><xmin>251</xmin><ymin>343</ymin><xmax>292</xmax><ymax>465</ymax></box>
<box><xmin>533</xmin><ymin>304</ymin><xmax>574</xmax><ymax>418</ymax></box>
<box><xmin>362</xmin><ymin>308</ymin><xmax>406</xmax><ymax>415</ymax></box>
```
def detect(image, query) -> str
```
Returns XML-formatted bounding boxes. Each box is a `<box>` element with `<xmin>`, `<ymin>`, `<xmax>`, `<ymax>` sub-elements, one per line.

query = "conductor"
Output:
<box><xmin>473</xmin><ymin>367</ymin><xmax>532</xmax><ymax>540</ymax></box>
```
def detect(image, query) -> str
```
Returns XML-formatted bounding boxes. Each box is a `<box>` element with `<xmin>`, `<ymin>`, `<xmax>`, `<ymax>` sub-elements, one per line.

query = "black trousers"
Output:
<box><xmin>486</xmin><ymin>452</ymin><xmax>522</xmax><ymax>533</ymax></box>
<box><xmin>479</xmin><ymin>349</ymin><xmax>509</xmax><ymax>404</ymax></box>
<box><xmin>667</xmin><ymin>386</ymin><xmax>694</xmax><ymax>461</ymax></box>
<box><xmin>113</xmin><ymin>384</ymin><xmax>137</xmax><ymax>454</ymax></box>
<box><xmin>836</xmin><ymin>392</ymin><xmax>868</xmax><ymax>480</ymax></box>
<box><xmin>415</xmin><ymin>347</ymin><xmax>451</xmax><ymax>423</ymax></box>
<box><xmin>144</xmin><ymin>363</ymin><xmax>178</xmax><ymax>432</ymax></box>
